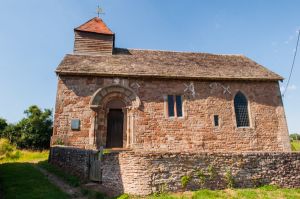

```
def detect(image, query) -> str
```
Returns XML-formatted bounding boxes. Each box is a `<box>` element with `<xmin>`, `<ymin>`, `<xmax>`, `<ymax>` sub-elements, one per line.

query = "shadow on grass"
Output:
<box><xmin>38</xmin><ymin>160</ymin><xmax>81</xmax><ymax>187</ymax></box>
<box><xmin>0</xmin><ymin>162</ymin><xmax>69</xmax><ymax>199</ymax></box>
<box><xmin>38</xmin><ymin>160</ymin><xmax>110</xmax><ymax>199</ymax></box>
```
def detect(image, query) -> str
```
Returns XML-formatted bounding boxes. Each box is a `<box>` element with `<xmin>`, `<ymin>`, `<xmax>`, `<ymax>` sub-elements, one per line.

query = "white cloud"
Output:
<box><xmin>288</xmin><ymin>84</ymin><xmax>297</xmax><ymax>91</ymax></box>
<box><xmin>280</xmin><ymin>84</ymin><xmax>297</xmax><ymax>93</ymax></box>
<box><xmin>284</xmin><ymin>35</ymin><xmax>294</xmax><ymax>45</ymax></box>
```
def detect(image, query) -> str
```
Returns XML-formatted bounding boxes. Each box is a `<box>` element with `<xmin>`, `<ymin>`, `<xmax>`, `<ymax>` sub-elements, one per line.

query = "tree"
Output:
<box><xmin>15</xmin><ymin>105</ymin><xmax>53</xmax><ymax>149</ymax></box>
<box><xmin>290</xmin><ymin>133</ymin><xmax>300</xmax><ymax>141</ymax></box>
<box><xmin>2</xmin><ymin>105</ymin><xmax>53</xmax><ymax>149</ymax></box>
<box><xmin>0</xmin><ymin>106</ymin><xmax>52</xmax><ymax>150</ymax></box>
<box><xmin>0</xmin><ymin>118</ymin><xmax>7</xmax><ymax>133</ymax></box>
<box><xmin>1</xmin><ymin>124</ymin><xmax>20</xmax><ymax>143</ymax></box>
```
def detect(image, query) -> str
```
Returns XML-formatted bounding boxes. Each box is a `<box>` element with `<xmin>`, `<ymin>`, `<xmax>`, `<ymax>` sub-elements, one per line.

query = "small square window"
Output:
<box><xmin>214</xmin><ymin>115</ymin><xmax>219</xmax><ymax>127</ymax></box>
<box><xmin>71</xmin><ymin>119</ymin><xmax>80</xmax><ymax>130</ymax></box>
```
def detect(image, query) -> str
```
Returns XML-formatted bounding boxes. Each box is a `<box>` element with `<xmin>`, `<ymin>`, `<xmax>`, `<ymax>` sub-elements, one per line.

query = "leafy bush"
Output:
<box><xmin>224</xmin><ymin>169</ymin><xmax>234</xmax><ymax>189</ymax></box>
<box><xmin>0</xmin><ymin>138</ymin><xmax>20</xmax><ymax>160</ymax></box>
<box><xmin>290</xmin><ymin>133</ymin><xmax>300</xmax><ymax>141</ymax></box>
<box><xmin>0</xmin><ymin>138</ymin><xmax>14</xmax><ymax>157</ymax></box>
<box><xmin>181</xmin><ymin>175</ymin><xmax>191</xmax><ymax>189</ymax></box>
<box><xmin>207</xmin><ymin>165</ymin><xmax>216</xmax><ymax>180</ymax></box>
<box><xmin>196</xmin><ymin>169</ymin><xmax>206</xmax><ymax>186</ymax></box>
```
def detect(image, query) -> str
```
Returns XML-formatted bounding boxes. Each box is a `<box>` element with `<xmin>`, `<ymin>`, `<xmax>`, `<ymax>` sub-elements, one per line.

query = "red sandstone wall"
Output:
<box><xmin>52</xmin><ymin>76</ymin><xmax>290</xmax><ymax>152</ymax></box>
<box><xmin>49</xmin><ymin>147</ymin><xmax>300</xmax><ymax>196</ymax></box>
<box><xmin>101</xmin><ymin>151</ymin><xmax>300</xmax><ymax>195</ymax></box>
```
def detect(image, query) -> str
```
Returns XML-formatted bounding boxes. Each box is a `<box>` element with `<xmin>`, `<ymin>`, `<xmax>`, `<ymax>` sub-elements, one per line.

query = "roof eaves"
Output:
<box><xmin>55</xmin><ymin>70</ymin><xmax>283</xmax><ymax>81</ymax></box>
<box><xmin>74</xmin><ymin>29</ymin><xmax>115</xmax><ymax>36</ymax></box>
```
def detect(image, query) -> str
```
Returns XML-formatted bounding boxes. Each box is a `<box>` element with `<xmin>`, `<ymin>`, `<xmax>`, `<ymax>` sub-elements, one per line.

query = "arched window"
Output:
<box><xmin>234</xmin><ymin>92</ymin><xmax>250</xmax><ymax>127</ymax></box>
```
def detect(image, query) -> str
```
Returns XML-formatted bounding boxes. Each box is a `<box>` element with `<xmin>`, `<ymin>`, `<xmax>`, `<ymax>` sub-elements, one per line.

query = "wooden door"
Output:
<box><xmin>89</xmin><ymin>152</ymin><xmax>102</xmax><ymax>182</ymax></box>
<box><xmin>106</xmin><ymin>109</ymin><xmax>124</xmax><ymax>148</ymax></box>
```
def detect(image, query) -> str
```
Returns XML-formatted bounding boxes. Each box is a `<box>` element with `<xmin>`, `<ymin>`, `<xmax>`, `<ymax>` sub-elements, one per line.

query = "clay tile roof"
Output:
<box><xmin>56</xmin><ymin>48</ymin><xmax>283</xmax><ymax>81</ymax></box>
<box><xmin>74</xmin><ymin>17</ymin><xmax>114</xmax><ymax>35</ymax></box>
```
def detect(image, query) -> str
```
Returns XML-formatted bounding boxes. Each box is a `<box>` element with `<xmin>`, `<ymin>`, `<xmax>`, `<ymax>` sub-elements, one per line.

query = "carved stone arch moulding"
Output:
<box><xmin>90</xmin><ymin>85</ymin><xmax>141</xmax><ymax>110</ymax></box>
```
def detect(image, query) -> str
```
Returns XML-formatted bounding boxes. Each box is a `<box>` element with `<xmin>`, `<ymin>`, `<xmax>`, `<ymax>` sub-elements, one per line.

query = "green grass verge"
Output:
<box><xmin>291</xmin><ymin>140</ymin><xmax>300</xmax><ymax>151</ymax></box>
<box><xmin>0</xmin><ymin>162</ymin><xmax>69</xmax><ymax>199</ymax></box>
<box><xmin>38</xmin><ymin>160</ymin><xmax>81</xmax><ymax>187</ymax></box>
<box><xmin>0</xmin><ymin>150</ymin><xmax>68</xmax><ymax>199</ymax></box>
<box><xmin>0</xmin><ymin>150</ymin><xmax>49</xmax><ymax>163</ymax></box>
<box><xmin>126</xmin><ymin>185</ymin><xmax>300</xmax><ymax>199</ymax></box>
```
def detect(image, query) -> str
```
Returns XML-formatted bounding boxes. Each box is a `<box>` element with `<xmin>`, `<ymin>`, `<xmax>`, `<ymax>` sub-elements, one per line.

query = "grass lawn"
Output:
<box><xmin>0</xmin><ymin>162</ymin><xmax>69</xmax><ymax>199</ymax></box>
<box><xmin>38</xmin><ymin>160</ymin><xmax>81</xmax><ymax>187</ymax></box>
<box><xmin>0</xmin><ymin>150</ymin><xmax>70</xmax><ymax>199</ymax></box>
<box><xmin>38</xmin><ymin>161</ymin><xmax>109</xmax><ymax>199</ymax></box>
<box><xmin>291</xmin><ymin>140</ymin><xmax>300</xmax><ymax>151</ymax></box>
<box><xmin>0</xmin><ymin>150</ymin><xmax>49</xmax><ymax>164</ymax></box>
<box><xmin>139</xmin><ymin>186</ymin><xmax>300</xmax><ymax>199</ymax></box>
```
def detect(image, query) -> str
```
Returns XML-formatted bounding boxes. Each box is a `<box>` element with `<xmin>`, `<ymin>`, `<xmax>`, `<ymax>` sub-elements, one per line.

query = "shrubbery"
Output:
<box><xmin>0</xmin><ymin>138</ymin><xmax>21</xmax><ymax>160</ymax></box>
<box><xmin>290</xmin><ymin>133</ymin><xmax>300</xmax><ymax>141</ymax></box>
<box><xmin>0</xmin><ymin>105</ymin><xmax>52</xmax><ymax>150</ymax></box>
<box><xmin>0</xmin><ymin>118</ymin><xmax>7</xmax><ymax>132</ymax></box>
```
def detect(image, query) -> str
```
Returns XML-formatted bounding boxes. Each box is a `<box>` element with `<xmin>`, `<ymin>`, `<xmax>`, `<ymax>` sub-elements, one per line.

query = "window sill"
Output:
<box><xmin>237</xmin><ymin>126</ymin><xmax>252</xmax><ymax>128</ymax></box>
<box><xmin>168</xmin><ymin>116</ymin><xmax>185</xmax><ymax>120</ymax></box>
<box><xmin>213</xmin><ymin>128</ymin><xmax>221</xmax><ymax>133</ymax></box>
<box><xmin>235</xmin><ymin>126</ymin><xmax>254</xmax><ymax>131</ymax></box>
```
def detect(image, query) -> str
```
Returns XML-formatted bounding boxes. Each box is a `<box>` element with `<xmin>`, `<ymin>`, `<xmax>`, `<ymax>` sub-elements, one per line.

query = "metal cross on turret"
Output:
<box><xmin>96</xmin><ymin>5</ymin><xmax>105</xmax><ymax>17</ymax></box>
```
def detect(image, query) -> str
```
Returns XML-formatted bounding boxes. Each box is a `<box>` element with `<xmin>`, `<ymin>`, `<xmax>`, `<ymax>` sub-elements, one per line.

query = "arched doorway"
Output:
<box><xmin>106</xmin><ymin>99</ymin><xmax>126</xmax><ymax>148</ymax></box>
<box><xmin>89</xmin><ymin>85</ymin><xmax>141</xmax><ymax>149</ymax></box>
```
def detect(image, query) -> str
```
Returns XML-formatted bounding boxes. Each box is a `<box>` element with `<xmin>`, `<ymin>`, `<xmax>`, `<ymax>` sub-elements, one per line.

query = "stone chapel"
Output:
<box><xmin>51</xmin><ymin>17</ymin><xmax>291</xmax><ymax>152</ymax></box>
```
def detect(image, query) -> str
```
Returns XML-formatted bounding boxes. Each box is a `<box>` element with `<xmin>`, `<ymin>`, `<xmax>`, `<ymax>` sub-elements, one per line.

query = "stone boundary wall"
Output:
<box><xmin>49</xmin><ymin>146</ymin><xmax>92</xmax><ymax>179</ymax></box>
<box><xmin>49</xmin><ymin>147</ymin><xmax>300</xmax><ymax>196</ymax></box>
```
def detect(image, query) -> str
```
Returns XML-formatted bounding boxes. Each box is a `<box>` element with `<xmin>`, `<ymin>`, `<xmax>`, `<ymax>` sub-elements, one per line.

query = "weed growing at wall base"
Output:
<box><xmin>196</xmin><ymin>169</ymin><xmax>206</xmax><ymax>187</ymax></box>
<box><xmin>181</xmin><ymin>175</ymin><xmax>191</xmax><ymax>189</ymax></box>
<box><xmin>224</xmin><ymin>169</ymin><xmax>234</xmax><ymax>189</ymax></box>
<box><xmin>207</xmin><ymin>165</ymin><xmax>217</xmax><ymax>180</ymax></box>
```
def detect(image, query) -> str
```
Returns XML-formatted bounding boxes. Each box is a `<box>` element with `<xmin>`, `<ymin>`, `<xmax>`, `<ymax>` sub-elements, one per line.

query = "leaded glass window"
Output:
<box><xmin>167</xmin><ymin>95</ymin><xmax>183</xmax><ymax>117</ymax></box>
<box><xmin>234</xmin><ymin>92</ymin><xmax>250</xmax><ymax>127</ymax></box>
<box><xmin>175</xmin><ymin>95</ymin><xmax>183</xmax><ymax>117</ymax></box>
<box><xmin>167</xmin><ymin>95</ymin><xmax>175</xmax><ymax>117</ymax></box>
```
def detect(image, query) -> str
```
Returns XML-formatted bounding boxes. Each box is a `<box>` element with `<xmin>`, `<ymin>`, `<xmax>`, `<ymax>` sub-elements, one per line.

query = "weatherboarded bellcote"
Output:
<box><xmin>74</xmin><ymin>17</ymin><xmax>115</xmax><ymax>56</ymax></box>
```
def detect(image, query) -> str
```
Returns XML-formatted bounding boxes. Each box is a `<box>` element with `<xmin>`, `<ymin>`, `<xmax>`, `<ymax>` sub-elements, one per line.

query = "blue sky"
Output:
<box><xmin>0</xmin><ymin>0</ymin><xmax>299</xmax><ymax>133</ymax></box>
